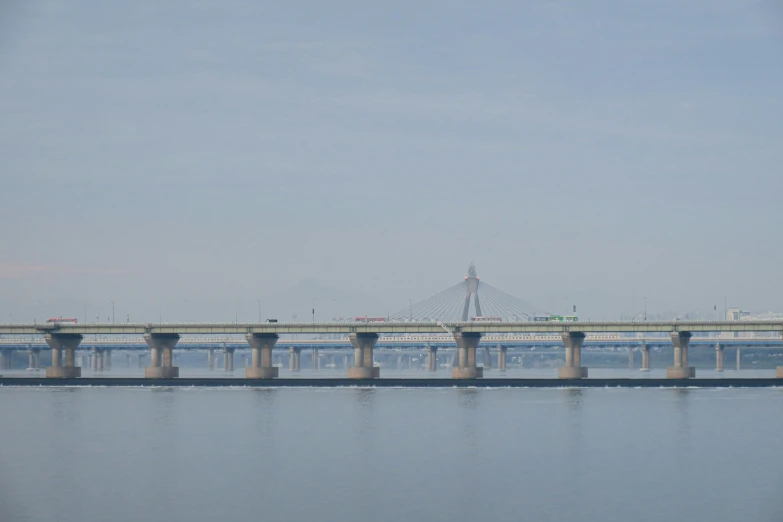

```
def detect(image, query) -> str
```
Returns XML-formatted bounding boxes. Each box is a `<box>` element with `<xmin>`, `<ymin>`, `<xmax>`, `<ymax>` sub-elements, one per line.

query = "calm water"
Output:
<box><xmin>1</xmin><ymin>386</ymin><xmax>782</xmax><ymax>522</ymax></box>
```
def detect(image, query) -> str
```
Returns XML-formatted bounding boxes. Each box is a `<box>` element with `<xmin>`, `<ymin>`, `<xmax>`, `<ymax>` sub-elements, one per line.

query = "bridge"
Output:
<box><xmin>2</xmin><ymin>266</ymin><xmax>781</xmax><ymax>380</ymax></box>
<box><xmin>1</xmin><ymin>321</ymin><xmax>781</xmax><ymax>380</ymax></box>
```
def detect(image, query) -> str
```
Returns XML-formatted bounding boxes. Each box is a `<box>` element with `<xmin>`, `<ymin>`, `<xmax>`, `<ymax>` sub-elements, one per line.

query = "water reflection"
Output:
<box><xmin>671</xmin><ymin>388</ymin><xmax>693</xmax><ymax>447</ymax></box>
<box><xmin>353</xmin><ymin>388</ymin><xmax>376</xmax><ymax>436</ymax></box>
<box><xmin>566</xmin><ymin>388</ymin><xmax>583</xmax><ymax>412</ymax></box>
<box><xmin>564</xmin><ymin>389</ymin><xmax>584</xmax><ymax>461</ymax></box>
<box><xmin>457</xmin><ymin>388</ymin><xmax>480</xmax><ymax>410</ymax></box>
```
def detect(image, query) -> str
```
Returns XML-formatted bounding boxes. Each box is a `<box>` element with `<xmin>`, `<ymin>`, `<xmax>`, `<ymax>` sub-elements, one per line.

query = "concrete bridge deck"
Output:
<box><xmin>2</xmin><ymin>320</ymin><xmax>782</xmax><ymax>336</ymax></box>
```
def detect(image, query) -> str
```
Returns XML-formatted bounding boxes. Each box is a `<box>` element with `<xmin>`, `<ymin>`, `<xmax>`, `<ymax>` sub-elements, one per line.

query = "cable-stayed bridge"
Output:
<box><xmin>390</xmin><ymin>263</ymin><xmax>549</xmax><ymax>322</ymax></box>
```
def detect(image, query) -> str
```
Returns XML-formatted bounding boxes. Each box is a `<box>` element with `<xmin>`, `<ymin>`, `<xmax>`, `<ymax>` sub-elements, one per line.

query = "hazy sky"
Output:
<box><xmin>1</xmin><ymin>0</ymin><xmax>782</xmax><ymax>323</ymax></box>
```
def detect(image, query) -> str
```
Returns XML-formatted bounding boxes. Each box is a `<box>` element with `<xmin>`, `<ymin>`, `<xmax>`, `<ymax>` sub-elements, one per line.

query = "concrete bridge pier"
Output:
<box><xmin>558</xmin><ymin>332</ymin><xmax>588</xmax><ymax>379</ymax></box>
<box><xmin>452</xmin><ymin>332</ymin><xmax>483</xmax><ymax>379</ymax></box>
<box><xmin>0</xmin><ymin>349</ymin><xmax>10</xmax><ymax>370</ymax></box>
<box><xmin>104</xmin><ymin>349</ymin><xmax>111</xmax><ymax>371</ymax></box>
<box><xmin>666</xmin><ymin>332</ymin><xmax>695</xmax><ymax>379</ymax></box>
<box><xmin>246</xmin><ymin>333</ymin><xmax>279</xmax><ymax>379</ymax></box>
<box><xmin>28</xmin><ymin>348</ymin><xmax>41</xmax><ymax>370</ymax></box>
<box><xmin>92</xmin><ymin>348</ymin><xmax>99</xmax><ymax>371</ymax></box>
<box><xmin>312</xmin><ymin>348</ymin><xmax>320</xmax><ymax>370</ymax></box>
<box><xmin>715</xmin><ymin>343</ymin><xmax>724</xmax><ymax>372</ymax></box>
<box><xmin>224</xmin><ymin>346</ymin><xmax>235</xmax><ymax>372</ymax></box>
<box><xmin>126</xmin><ymin>354</ymin><xmax>132</xmax><ymax>368</ymax></box>
<box><xmin>289</xmin><ymin>347</ymin><xmax>301</xmax><ymax>371</ymax></box>
<box><xmin>628</xmin><ymin>347</ymin><xmax>634</xmax><ymax>369</ymax></box>
<box><xmin>97</xmin><ymin>349</ymin><xmax>104</xmax><ymax>372</ymax></box>
<box><xmin>498</xmin><ymin>345</ymin><xmax>507</xmax><ymax>371</ymax></box>
<box><xmin>736</xmin><ymin>348</ymin><xmax>741</xmax><ymax>371</ymax></box>
<box><xmin>144</xmin><ymin>333</ymin><xmax>180</xmax><ymax>378</ymax></box>
<box><xmin>207</xmin><ymin>348</ymin><xmax>215</xmax><ymax>370</ymax></box>
<box><xmin>137</xmin><ymin>354</ymin><xmax>145</xmax><ymax>368</ymax></box>
<box><xmin>348</xmin><ymin>333</ymin><xmax>380</xmax><ymax>379</ymax></box>
<box><xmin>45</xmin><ymin>334</ymin><xmax>82</xmax><ymax>378</ymax></box>
<box><xmin>427</xmin><ymin>346</ymin><xmax>438</xmax><ymax>371</ymax></box>
<box><xmin>641</xmin><ymin>344</ymin><xmax>650</xmax><ymax>371</ymax></box>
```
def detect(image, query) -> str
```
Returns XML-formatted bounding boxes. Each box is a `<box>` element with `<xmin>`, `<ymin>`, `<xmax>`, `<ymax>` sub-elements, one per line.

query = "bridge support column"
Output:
<box><xmin>28</xmin><ymin>349</ymin><xmax>35</xmax><ymax>370</ymax></box>
<box><xmin>0</xmin><ymin>349</ymin><xmax>10</xmax><ymax>370</ymax></box>
<box><xmin>641</xmin><ymin>344</ymin><xmax>650</xmax><ymax>371</ymax></box>
<box><xmin>715</xmin><ymin>343</ymin><xmax>724</xmax><ymax>372</ymax></box>
<box><xmin>225</xmin><ymin>346</ymin><xmax>235</xmax><ymax>372</ymax></box>
<box><xmin>427</xmin><ymin>346</ymin><xmax>438</xmax><ymax>371</ymax></box>
<box><xmin>33</xmin><ymin>348</ymin><xmax>40</xmax><ymax>370</ymax></box>
<box><xmin>137</xmin><ymin>354</ymin><xmax>144</xmax><ymax>368</ymax></box>
<box><xmin>482</xmin><ymin>346</ymin><xmax>492</xmax><ymax>370</ymax></box>
<box><xmin>207</xmin><ymin>348</ymin><xmax>215</xmax><ymax>370</ymax></box>
<box><xmin>348</xmin><ymin>333</ymin><xmax>380</xmax><ymax>379</ymax></box>
<box><xmin>666</xmin><ymin>332</ymin><xmax>695</xmax><ymax>379</ymax></box>
<box><xmin>736</xmin><ymin>348</ymin><xmax>741</xmax><ymax>371</ymax></box>
<box><xmin>452</xmin><ymin>332</ymin><xmax>483</xmax><ymax>379</ymax></box>
<box><xmin>312</xmin><ymin>348</ymin><xmax>319</xmax><ymax>370</ymax></box>
<box><xmin>45</xmin><ymin>334</ymin><xmax>82</xmax><ymax>378</ymax></box>
<box><xmin>289</xmin><ymin>347</ymin><xmax>301</xmax><ymax>371</ymax></box>
<box><xmin>126</xmin><ymin>354</ymin><xmax>132</xmax><ymax>368</ymax></box>
<box><xmin>144</xmin><ymin>333</ymin><xmax>180</xmax><ymax>378</ymax></box>
<box><xmin>97</xmin><ymin>349</ymin><xmax>104</xmax><ymax>371</ymax></box>
<box><xmin>558</xmin><ymin>332</ymin><xmax>587</xmax><ymax>379</ymax></box>
<box><xmin>628</xmin><ymin>347</ymin><xmax>634</xmax><ymax>369</ymax></box>
<box><xmin>246</xmin><ymin>333</ymin><xmax>279</xmax><ymax>379</ymax></box>
<box><xmin>776</xmin><ymin>338</ymin><xmax>783</xmax><ymax>376</ymax></box>
<box><xmin>92</xmin><ymin>348</ymin><xmax>99</xmax><ymax>371</ymax></box>
<box><xmin>498</xmin><ymin>345</ymin><xmax>507</xmax><ymax>371</ymax></box>
<box><xmin>104</xmin><ymin>349</ymin><xmax>111</xmax><ymax>371</ymax></box>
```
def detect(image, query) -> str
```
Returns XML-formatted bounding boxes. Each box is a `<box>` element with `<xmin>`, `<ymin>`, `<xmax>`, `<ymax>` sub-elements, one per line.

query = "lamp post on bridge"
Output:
<box><xmin>312</xmin><ymin>297</ymin><xmax>316</xmax><ymax>324</ymax></box>
<box><xmin>110</xmin><ymin>301</ymin><xmax>115</xmax><ymax>324</ymax></box>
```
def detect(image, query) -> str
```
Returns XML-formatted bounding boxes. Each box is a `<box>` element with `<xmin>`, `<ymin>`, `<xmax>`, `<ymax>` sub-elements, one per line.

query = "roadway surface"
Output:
<box><xmin>2</xmin><ymin>320</ymin><xmax>782</xmax><ymax>335</ymax></box>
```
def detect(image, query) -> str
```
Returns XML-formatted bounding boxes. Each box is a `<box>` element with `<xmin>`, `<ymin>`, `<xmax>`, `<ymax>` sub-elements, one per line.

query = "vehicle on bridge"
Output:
<box><xmin>46</xmin><ymin>318</ymin><xmax>78</xmax><ymax>324</ymax></box>
<box><xmin>548</xmin><ymin>315</ymin><xmax>579</xmax><ymax>322</ymax></box>
<box><xmin>354</xmin><ymin>316</ymin><xmax>386</xmax><ymax>322</ymax></box>
<box><xmin>471</xmin><ymin>316</ymin><xmax>502</xmax><ymax>322</ymax></box>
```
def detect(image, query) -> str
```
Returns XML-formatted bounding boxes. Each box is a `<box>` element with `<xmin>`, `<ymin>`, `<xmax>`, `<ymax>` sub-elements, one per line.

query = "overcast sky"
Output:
<box><xmin>1</xmin><ymin>0</ymin><xmax>782</xmax><ymax>323</ymax></box>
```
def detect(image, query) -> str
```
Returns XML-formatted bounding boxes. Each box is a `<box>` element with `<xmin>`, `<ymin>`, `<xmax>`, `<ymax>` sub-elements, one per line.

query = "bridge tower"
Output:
<box><xmin>461</xmin><ymin>263</ymin><xmax>482</xmax><ymax>321</ymax></box>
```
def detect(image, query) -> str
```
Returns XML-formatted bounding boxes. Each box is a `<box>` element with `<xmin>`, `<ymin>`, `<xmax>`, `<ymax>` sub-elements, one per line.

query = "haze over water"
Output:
<box><xmin>2</xmin><ymin>386</ymin><xmax>782</xmax><ymax>522</ymax></box>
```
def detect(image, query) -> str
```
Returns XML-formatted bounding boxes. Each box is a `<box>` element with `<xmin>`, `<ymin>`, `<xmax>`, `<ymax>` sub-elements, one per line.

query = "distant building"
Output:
<box><xmin>725</xmin><ymin>308</ymin><xmax>782</xmax><ymax>338</ymax></box>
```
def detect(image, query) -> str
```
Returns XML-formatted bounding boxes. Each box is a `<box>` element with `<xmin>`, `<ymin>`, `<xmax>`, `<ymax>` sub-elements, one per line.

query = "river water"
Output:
<box><xmin>1</xmin><ymin>386</ymin><xmax>782</xmax><ymax>522</ymax></box>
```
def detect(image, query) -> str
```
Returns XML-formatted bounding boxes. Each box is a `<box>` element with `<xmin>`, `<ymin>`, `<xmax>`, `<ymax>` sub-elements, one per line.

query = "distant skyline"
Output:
<box><xmin>2</xmin><ymin>1</ymin><xmax>782</xmax><ymax>322</ymax></box>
